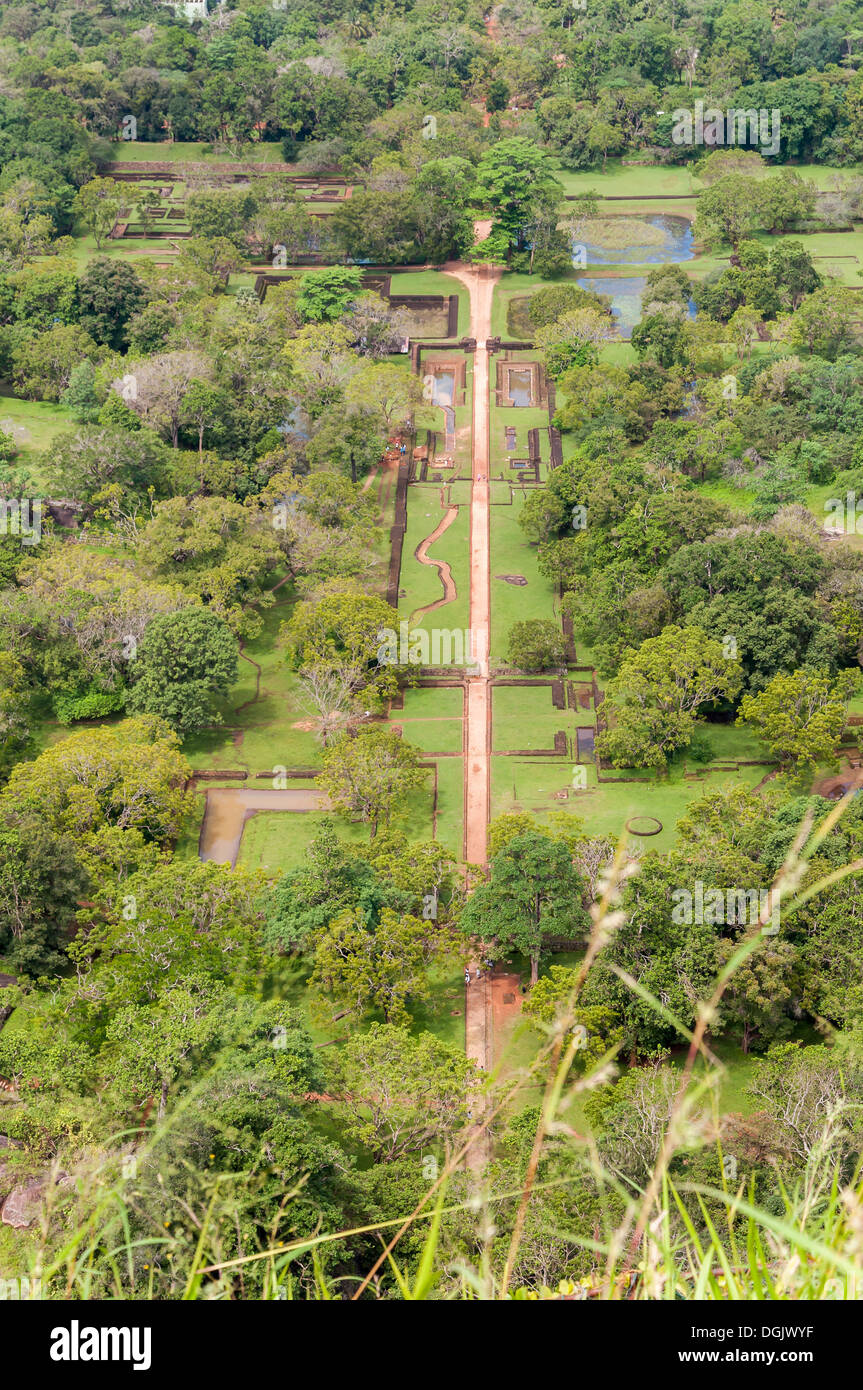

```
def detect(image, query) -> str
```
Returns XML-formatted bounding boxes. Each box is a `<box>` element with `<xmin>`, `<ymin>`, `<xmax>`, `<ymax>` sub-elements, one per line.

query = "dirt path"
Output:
<box><xmin>444</xmin><ymin>262</ymin><xmax>499</xmax><ymax>869</ymax></box>
<box><xmin>442</xmin><ymin>261</ymin><xmax>502</xmax><ymax>1173</ymax></box>
<box><xmin>198</xmin><ymin>787</ymin><xmax>328</xmax><ymax>866</ymax></box>
<box><xmin>410</xmin><ymin>504</ymin><xmax>459</xmax><ymax>621</ymax></box>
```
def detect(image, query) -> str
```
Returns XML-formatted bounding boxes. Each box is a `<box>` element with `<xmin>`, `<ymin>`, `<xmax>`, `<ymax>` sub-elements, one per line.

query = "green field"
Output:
<box><xmin>491</xmin><ymin>751</ymin><xmax>773</xmax><ymax>852</ymax></box>
<box><xmin>0</xmin><ymin>391</ymin><xmax>71</xmax><ymax>471</ymax></box>
<box><xmin>489</xmin><ymin>494</ymin><xmax>560</xmax><ymax>663</ymax></box>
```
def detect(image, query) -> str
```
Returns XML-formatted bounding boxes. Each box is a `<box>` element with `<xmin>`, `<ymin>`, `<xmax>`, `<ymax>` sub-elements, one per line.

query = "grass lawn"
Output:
<box><xmin>0</xmin><ymin>390</ymin><xmax>71</xmax><ymax>473</ymax></box>
<box><xmin>238</xmin><ymin>807</ymin><xmax>369</xmax><ymax>874</ymax></box>
<box><xmin>489</xmin><ymin>490</ymin><xmax>559</xmax><ymax>662</ymax></box>
<box><xmin>387</xmin><ymin>269</ymin><xmax>471</xmax><ymax>337</ymax></box>
<box><xmin>491</xmin><ymin>756</ymin><xmax>772</xmax><ymax>851</ymax></box>
<box><xmin>553</xmin><ymin>161</ymin><xmax>699</xmax><ymax>199</ymax></box>
<box><xmin>106</xmin><ymin>141</ymin><xmax>290</xmax><ymax>163</ymax></box>
<box><xmin>492</xmin><ymin>683</ymin><xmax>566</xmax><ymax>753</ymax></box>
<box><xmin>399</xmin><ymin>485</ymin><xmax>470</xmax><ymax>634</ymax></box>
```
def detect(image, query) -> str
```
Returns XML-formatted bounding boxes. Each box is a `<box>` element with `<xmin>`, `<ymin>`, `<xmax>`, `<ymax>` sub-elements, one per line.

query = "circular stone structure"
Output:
<box><xmin>625</xmin><ymin>815</ymin><xmax>663</xmax><ymax>837</ymax></box>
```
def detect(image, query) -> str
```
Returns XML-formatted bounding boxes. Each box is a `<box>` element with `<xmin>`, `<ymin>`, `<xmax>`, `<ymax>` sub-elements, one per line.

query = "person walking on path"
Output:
<box><xmin>465</xmin><ymin>968</ymin><xmax>471</xmax><ymax>986</ymax></box>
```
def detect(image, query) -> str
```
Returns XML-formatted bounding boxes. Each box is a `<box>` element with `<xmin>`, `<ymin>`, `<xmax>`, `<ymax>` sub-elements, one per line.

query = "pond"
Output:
<box><xmin>574</xmin><ymin>213</ymin><xmax>694</xmax><ymax>267</ymax></box>
<box><xmin>576</xmin><ymin>279</ymin><xmax>698</xmax><ymax>341</ymax></box>
<box><xmin>576</xmin><ymin>276</ymin><xmax>647</xmax><ymax>339</ymax></box>
<box><xmin>507</xmin><ymin>368</ymin><xmax>532</xmax><ymax>407</ymax></box>
<box><xmin>431</xmin><ymin>369</ymin><xmax>455</xmax><ymax>406</ymax></box>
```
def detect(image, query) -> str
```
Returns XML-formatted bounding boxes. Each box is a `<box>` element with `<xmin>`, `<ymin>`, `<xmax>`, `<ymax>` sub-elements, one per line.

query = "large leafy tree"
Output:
<box><xmin>137</xmin><ymin>495</ymin><xmax>282</xmax><ymax>636</ymax></box>
<box><xmin>77</xmin><ymin>257</ymin><xmax>146</xmax><ymax>349</ymax></box>
<box><xmin>460</xmin><ymin>832</ymin><xmax>589</xmax><ymax>984</ymax></box>
<box><xmin>295</xmin><ymin>266</ymin><xmax>364</xmax><ymax>323</ymax></box>
<box><xmin>0</xmin><ymin>715</ymin><xmax>192</xmax><ymax>853</ymax></box>
<box><xmin>0</xmin><ymin>816</ymin><xmax>89</xmax><ymax>975</ymax></box>
<box><xmin>265</xmin><ymin>817</ymin><xmax>400</xmax><ymax>954</ymax></box>
<box><xmin>319</xmin><ymin>726</ymin><xmax>427</xmax><ymax>838</ymax></box>
<box><xmin>596</xmin><ymin>625</ymin><xmax>743</xmax><ymax>769</ymax></box>
<box><xmin>282</xmin><ymin>583</ymin><xmax>404</xmax><ymax>708</ymax></box>
<box><xmin>326</xmin><ymin>1024</ymin><xmax>478</xmax><ymax>1162</ymax></box>
<box><xmin>472</xmin><ymin>138</ymin><xmax>562</xmax><ymax>262</ymax></box>
<box><xmin>738</xmin><ymin>668</ymin><xmax>859</xmax><ymax>772</ymax></box>
<box><xmin>126</xmin><ymin>607</ymin><xmax>238</xmax><ymax>734</ymax></box>
<box><xmin>310</xmin><ymin>907</ymin><xmax>435</xmax><ymax>1026</ymax></box>
<box><xmin>73</xmin><ymin>177</ymin><xmax>123</xmax><ymax>250</ymax></box>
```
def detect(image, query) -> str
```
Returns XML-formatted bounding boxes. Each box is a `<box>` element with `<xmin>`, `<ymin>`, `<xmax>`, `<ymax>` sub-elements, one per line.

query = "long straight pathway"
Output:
<box><xmin>444</xmin><ymin>261</ymin><xmax>500</xmax><ymax>869</ymax></box>
<box><xmin>444</xmin><ymin>260</ymin><xmax>502</xmax><ymax>1172</ymax></box>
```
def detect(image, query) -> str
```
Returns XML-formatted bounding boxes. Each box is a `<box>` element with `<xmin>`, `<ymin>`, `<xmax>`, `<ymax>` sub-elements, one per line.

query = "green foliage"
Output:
<box><xmin>460</xmin><ymin>832</ymin><xmax>589</xmax><ymax>982</ymax></box>
<box><xmin>505</xmin><ymin>619</ymin><xmax>566</xmax><ymax>671</ymax></box>
<box><xmin>296</xmin><ymin>266</ymin><xmax>364</xmax><ymax>323</ymax></box>
<box><xmin>126</xmin><ymin>607</ymin><xmax>238</xmax><ymax>734</ymax></box>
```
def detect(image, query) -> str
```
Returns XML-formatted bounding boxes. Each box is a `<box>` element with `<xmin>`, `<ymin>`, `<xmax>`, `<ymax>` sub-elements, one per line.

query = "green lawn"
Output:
<box><xmin>0</xmin><ymin>390</ymin><xmax>71</xmax><ymax>473</ymax></box>
<box><xmin>492</xmin><ymin>684</ymin><xmax>566</xmax><ymax>753</ymax></box>
<box><xmin>399</xmin><ymin>485</ymin><xmax>470</xmax><ymax>635</ymax></box>
<box><xmin>491</xmin><ymin>754</ymin><xmax>773</xmax><ymax>851</ymax></box>
<box><xmin>387</xmin><ymin>269</ymin><xmax>471</xmax><ymax>337</ymax></box>
<box><xmin>107</xmin><ymin>140</ymin><xmax>291</xmax><ymax>163</ymax></box>
<box><xmin>489</xmin><ymin>492</ymin><xmax>559</xmax><ymax>663</ymax></box>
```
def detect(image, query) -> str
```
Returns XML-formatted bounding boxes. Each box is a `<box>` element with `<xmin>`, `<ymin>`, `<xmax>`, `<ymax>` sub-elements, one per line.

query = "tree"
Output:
<box><xmin>77</xmin><ymin>257</ymin><xmax>146</xmax><ymax>349</ymax></box>
<box><xmin>527</xmin><ymin>283</ymin><xmax>603</xmax><ymax>330</ymax></box>
<box><xmin>115</xmin><ymin>351</ymin><xmax>214</xmax><ymax>447</ymax></box>
<box><xmin>71</xmin><ymin>858</ymin><xmax>267</xmax><ymax>1013</ymax></box>
<box><xmin>747</xmin><ymin>1043</ymin><xmax>863</xmax><ymax>1169</ymax></box>
<box><xmin>319</xmin><ymin>727</ymin><xmax>427</xmax><ymax>838</ymax></box>
<box><xmin>12</xmin><ymin>324</ymin><xmax>102</xmax><ymax>402</ymax></box>
<box><xmin>459</xmin><ymin>832</ymin><xmax>589</xmax><ymax>984</ymax></box>
<box><xmin>344</xmin><ymin>361</ymin><xmax>421</xmax><ymax>433</ymax></box>
<box><xmin>0</xmin><ymin>716</ymin><xmax>191</xmax><ymax>854</ymax></box>
<box><xmin>596</xmin><ymin>626</ymin><xmax>743</xmax><ymax>769</ymax></box>
<box><xmin>104</xmin><ymin>974</ymin><xmax>231</xmax><ymax>1120</ymax></box>
<box><xmin>265</xmin><ymin>817</ymin><xmax>397</xmax><ymax>954</ymax></box>
<box><xmin>769</xmin><ymin>240</ymin><xmax>820</xmax><ymax>309</ymax></box>
<box><xmin>506</xmin><ymin>619</ymin><xmax>566</xmax><ymax>671</ymax></box>
<box><xmin>472</xmin><ymin>138</ymin><xmax>562</xmax><ymax>262</ymax></box>
<box><xmin>695</xmin><ymin>174</ymin><xmax>760</xmax><ymax>253</ymax></box>
<box><xmin>716</xmin><ymin>936</ymin><xmax>797</xmax><ymax>1053</ymax></box>
<box><xmin>73</xmin><ymin>178</ymin><xmax>123</xmax><ymax>250</ymax></box>
<box><xmin>295</xmin><ymin>266</ymin><xmax>364</xmax><ymax>323</ymax></box>
<box><xmin>295</xmin><ymin>663</ymin><xmax>358</xmax><ymax>747</ymax></box>
<box><xmin>185</xmin><ymin>187</ymin><xmax>256</xmax><ymax>245</ymax></box>
<box><xmin>789</xmin><ymin>285</ymin><xmax>856</xmax><ymax>360</ymax></box>
<box><xmin>738</xmin><ymin>669</ymin><xmax>858</xmax><ymax>772</ymax></box>
<box><xmin>326</xmin><ymin>1024</ymin><xmax>478</xmax><ymax>1162</ymax></box>
<box><xmin>282</xmin><ymin>583</ymin><xmax>402</xmax><ymax>707</ymax></box>
<box><xmin>179</xmin><ymin>379</ymin><xmax>229</xmax><ymax>456</ymax></box>
<box><xmin>631</xmin><ymin>310</ymin><xmax>688</xmax><ymax>369</ymax></box>
<box><xmin>522</xmin><ymin>971</ymin><xmax>624</xmax><ymax>1070</ymax></box>
<box><xmin>310</xmin><ymin>908</ymin><xmax>434</xmax><ymax>1026</ymax></box>
<box><xmin>126</xmin><ymin>608</ymin><xmax>238</xmax><ymax>735</ymax></box>
<box><xmin>60</xmin><ymin>360</ymin><xmax>100</xmax><ymax>422</ymax></box>
<box><xmin>0</xmin><ymin>816</ymin><xmax>89</xmax><ymax>975</ymax></box>
<box><xmin>137</xmin><ymin>495</ymin><xmax>282</xmax><ymax>636</ymax></box>
<box><xmin>535</xmin><ymin>308</ymin><xmax>614</xmax><ymax>377</ymax></box>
